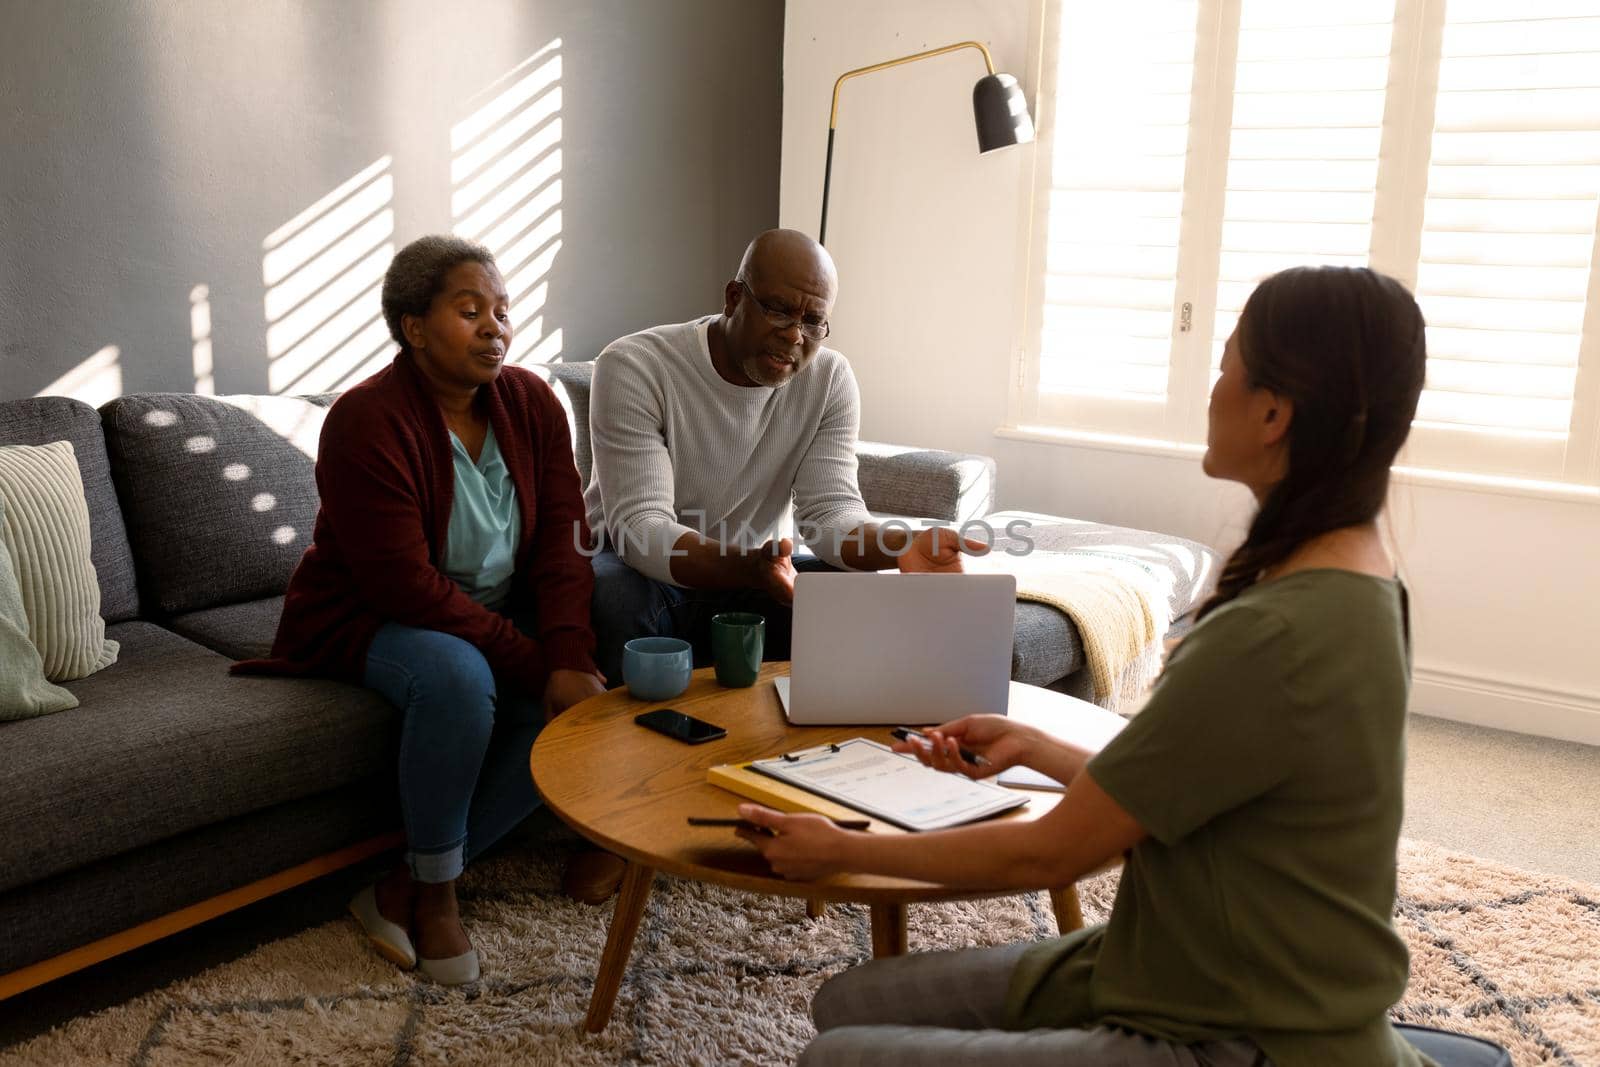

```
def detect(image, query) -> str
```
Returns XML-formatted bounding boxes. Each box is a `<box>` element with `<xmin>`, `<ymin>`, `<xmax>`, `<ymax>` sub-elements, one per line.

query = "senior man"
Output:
<box><xmin>584</xmin><ymin>228</ymin><xmax>976</xmax><ymax>686</ymax></box>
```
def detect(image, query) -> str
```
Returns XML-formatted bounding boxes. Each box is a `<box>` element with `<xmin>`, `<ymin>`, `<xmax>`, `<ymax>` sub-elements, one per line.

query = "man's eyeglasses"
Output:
<box><xmin>738</xmin><ymin>279</ymin><xmax>830</xmax><ymax>341</ymax></box>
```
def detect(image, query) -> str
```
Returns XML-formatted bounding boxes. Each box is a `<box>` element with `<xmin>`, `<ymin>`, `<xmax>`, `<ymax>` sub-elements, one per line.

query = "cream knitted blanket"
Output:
<box><xmin>970</xmin><ymin>547</ymin><xmax>1172</xmax><ymax>714</ymax></box>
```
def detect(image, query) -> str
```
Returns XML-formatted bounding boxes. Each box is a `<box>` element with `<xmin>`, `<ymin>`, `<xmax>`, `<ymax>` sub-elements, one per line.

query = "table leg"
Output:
<box><xmin>1049</xmin><ymin>885</ymin><xmax>1084</xmax><ymax>933</ymax></box>
<box><xmin>806</xmin><ymin>897</ymin><xmax>827</xmax><ymax>919</ymax></box>
<box><xmin>584</xmin><ymin>862</ymin><xmax>656</xmax><ymax>1033</ymax></box>
<box><xmin>869</xmin><ymin>902</ymin><xmax>907</xmax><ymax>957</ymax></box>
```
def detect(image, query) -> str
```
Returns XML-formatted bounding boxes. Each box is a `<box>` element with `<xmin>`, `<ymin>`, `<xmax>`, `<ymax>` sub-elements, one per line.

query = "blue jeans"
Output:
<box><xmin>590</xmin><ymin>547</ymin><xmax>838</xmax><ymax>688</ymax></box>
<box><xmin>363</xmin><ymin>604</ymin><xmax>544</xmax><ymax>884</ymax></box>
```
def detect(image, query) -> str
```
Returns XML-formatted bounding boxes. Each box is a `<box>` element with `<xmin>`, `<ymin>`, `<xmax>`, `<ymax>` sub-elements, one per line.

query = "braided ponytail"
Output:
<box><xmin>1196</xmin><ymin>267</ymin><xmax>1426</xmax><ymax>621</ymax></box>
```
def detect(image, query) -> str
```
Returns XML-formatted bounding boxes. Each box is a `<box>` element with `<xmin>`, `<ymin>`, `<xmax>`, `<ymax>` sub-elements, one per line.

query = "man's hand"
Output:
<box><xmin>897</xmin><ymin>527</ymin><xmax>989</xmax><ymax>574</ymax></box>
<box><xmin>891</xmin><ymin>714</ymin><xmax>1040</xmax><ymax>778</ymax></box>
<box><xmin>748</xmin><ymin>537</ymin><xmax>797</xmax><ymax>605</ymax></box>
<box><xmin>543</xmin><ymin>668</ymin><xmax>607</xmax><ymax>720</ymax></box>
<box><xmin>733</xmin><ymin>804</ymin><xmax>855</xmax><ymax>880</ymax></box>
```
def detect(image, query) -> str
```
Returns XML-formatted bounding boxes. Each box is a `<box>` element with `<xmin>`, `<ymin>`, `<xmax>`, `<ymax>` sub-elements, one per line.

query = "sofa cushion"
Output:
<box><xmin>168</xmin><ymin>595</ymin><xmax>285</xmax><ymax>661</ymax></box>
<box><xmin>101</xmin><ymin>393</ymin><xmax>326</xmax><ymax>616</ymax></box>
<box><xmin>0</xmin><ymin>441</ymin><xmax>121</xmax><ymax>680</ymax></box>
<box><xmin>0</xmin><ymin>620</ymin><xmax>397</xmax><ymax>893</ymax></box>
<box><xmin>0</xmin><ymin>396</ymin><xmax>140</xmax><ymax>622</ymax></box>
<box><xmin>987</xmin><ymin>512</ymin><xmax>1219</xmax><ymax>618</ymax></box>
<box><xmin>857</xmin><ymin>443</ymin><xmax>997</xmax><ymax>523</ymax></box>
<box><xmin>989</xmin><ymin>512</ymin><xmax>1220</xmax><ymax>688</ymax></box>
<box><xmin>546</xmin><ymin>361</ymin><xmax>594</xmax><ymax>485</ymax></box>
<box><xmin>1012</xmin><ymin>601</ymin><xmax>1086</xmax><ymax>687</ymax></box>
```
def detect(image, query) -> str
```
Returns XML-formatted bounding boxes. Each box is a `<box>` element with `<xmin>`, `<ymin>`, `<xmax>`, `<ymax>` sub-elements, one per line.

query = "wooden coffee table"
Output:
<box><xmin>531</xmin><ymin>662</ymin><xmax>1110</xmax><ymax>1032</ymax></box>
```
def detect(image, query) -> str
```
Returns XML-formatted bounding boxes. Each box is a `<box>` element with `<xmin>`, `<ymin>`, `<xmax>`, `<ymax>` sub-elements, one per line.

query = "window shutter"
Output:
<box><xmin>1030</xmin><ymin>1</ymin><xmax>1202</xmax><ymax>436</ymax></box>
<box><xmin>1208</xmin><ymin>0</ymin><xmax>1397</xmax><ymax>373</ymax></box>
<box><xmin>1404</xmin><ymin>1</ymin><xmax>1600</xmax><ymax>479</ymax></box>
<box><xmin>1017</xmin><ymin>0</ymin><xmax>1600</xmax><ymax>486</ymax></box>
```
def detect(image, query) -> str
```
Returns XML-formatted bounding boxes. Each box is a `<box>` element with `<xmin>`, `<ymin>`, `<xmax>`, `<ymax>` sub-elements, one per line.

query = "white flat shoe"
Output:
<box><xmin>348</xmin><ymin>885</ymin><xmax>417</xmax><ymax>970</ymax></box>
<box><xmin>418</xmin><ymin>949</ymin><xmax>480</xmax><ymax>985</ymax></box>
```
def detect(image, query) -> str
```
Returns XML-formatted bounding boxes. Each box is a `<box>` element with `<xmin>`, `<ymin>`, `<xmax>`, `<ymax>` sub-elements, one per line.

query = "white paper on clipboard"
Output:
<box><xmin>748</xmin><ymin>739</ymin><xmax>1027</xmax><ymax>832</ymax></box>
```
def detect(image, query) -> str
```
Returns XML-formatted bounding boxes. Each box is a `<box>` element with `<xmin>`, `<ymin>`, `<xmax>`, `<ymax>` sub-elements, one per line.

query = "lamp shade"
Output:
<box><xmin>972</xmin><ymin>72</ymin><xmax>1035</xmax><ymax>153</ymax></box>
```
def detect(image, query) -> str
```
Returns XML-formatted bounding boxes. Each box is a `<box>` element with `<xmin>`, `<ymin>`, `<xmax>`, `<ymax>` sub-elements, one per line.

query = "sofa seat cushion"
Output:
<box><xmin>100</xmin><ymin>393</ymin><xmax>326</xmax><ymax>616</ymax></box>
<box><xmin>1011</xmin><ymin>601</ymin><xmax>1086</xmax><ymax>687</ymax></box>
<box><xmin>168</xmin><ymin>595</ymin><xmax>285</xmax><ymax>661</ymax></box>
<box><xmin>987</xmin><ymin>511</ymin><xmax>1220</xmax><ymax>688</ymax></box>
<box><xmin>0</xmin><ymin>396</ymin><xmax>140</xmax><ymax>622</ymax></box>
<box><xmin>0</xmin><ymin>621</ymin><xmax>397</xmax><ymax>893</ymax></box>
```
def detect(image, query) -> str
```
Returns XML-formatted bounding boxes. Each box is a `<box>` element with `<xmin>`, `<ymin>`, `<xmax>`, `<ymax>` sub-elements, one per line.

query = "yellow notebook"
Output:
<box><xmin>707</xmin><ymin>762</ymin><xmax>882</xmax><ymax>826</ymax></box>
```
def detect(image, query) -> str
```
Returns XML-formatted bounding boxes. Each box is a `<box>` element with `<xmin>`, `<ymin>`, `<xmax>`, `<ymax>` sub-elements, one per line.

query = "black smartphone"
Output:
<box><xmin>634</xmin><ymin>708</ymin><xmax>727</xmax><ymax>745</ymax></box>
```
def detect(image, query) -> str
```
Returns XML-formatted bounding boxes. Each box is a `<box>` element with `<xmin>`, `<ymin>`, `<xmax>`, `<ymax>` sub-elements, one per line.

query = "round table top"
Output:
<box><xmin>530</xmin><ymin>662</ymin><xmax>1062</xmax><ymax>904</ymax></box>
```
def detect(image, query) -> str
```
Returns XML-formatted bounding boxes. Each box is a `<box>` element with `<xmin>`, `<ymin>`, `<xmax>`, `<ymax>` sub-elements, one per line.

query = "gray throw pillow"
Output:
<box><xmin>0</xmin><ymin>497</ymin><xmax>80</xmax><ymax>719</ymax></box>
<box><xmin>100</xmin><ymin>393</ymin><xmax>326</xmax><ymax>615</ymax></box>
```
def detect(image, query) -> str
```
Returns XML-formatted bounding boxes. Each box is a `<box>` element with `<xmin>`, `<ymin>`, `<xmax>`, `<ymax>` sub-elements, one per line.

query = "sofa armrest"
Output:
<box><xmin>854</xmin><ymin>441</ymin><xmax>997</xmax><ymax>524</ymax></box>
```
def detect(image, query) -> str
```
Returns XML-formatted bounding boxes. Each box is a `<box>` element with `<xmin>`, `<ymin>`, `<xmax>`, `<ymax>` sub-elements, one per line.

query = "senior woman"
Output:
<box><xmin>236</xmin><ymin>235</ymin><xmax>617</xmax><ymax>984</ymax></box>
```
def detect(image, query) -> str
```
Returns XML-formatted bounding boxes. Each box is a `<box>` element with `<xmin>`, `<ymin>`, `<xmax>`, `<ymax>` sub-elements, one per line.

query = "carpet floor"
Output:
<box><xmin>2</xmin><ymin>832</ymin><xmax>1596</xmax><ymax>1066</ymax></box>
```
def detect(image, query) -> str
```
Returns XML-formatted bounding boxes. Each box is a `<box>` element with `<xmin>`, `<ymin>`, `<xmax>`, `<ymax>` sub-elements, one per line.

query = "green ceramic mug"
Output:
<box><xmin>710</xmin><ymin>612</ymin><xmax>765</xmax><ymax>688</ymax></box>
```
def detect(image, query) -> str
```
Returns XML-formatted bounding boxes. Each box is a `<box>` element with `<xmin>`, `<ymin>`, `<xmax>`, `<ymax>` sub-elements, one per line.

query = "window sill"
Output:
<box><xmin>993</xmin><ymin>424</ymin><xmax>1206</xmax><ymax>462</ymax></box>
<box><xmin>994</xmin><ymin>424</ymin><xmax>1600</xmax><ymax>506</ymax></box>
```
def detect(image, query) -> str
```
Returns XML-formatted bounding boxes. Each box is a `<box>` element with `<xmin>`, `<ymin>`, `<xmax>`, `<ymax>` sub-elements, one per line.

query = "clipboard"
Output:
<box><xmin>706</xmin><ymin>761</ymin><xmax>887</xmax><ymax>827</ymax></box>
<box><xmin>746</xmin><ymin>739</ymin><xmax>1028</xmax><ymax>832</ymax></box>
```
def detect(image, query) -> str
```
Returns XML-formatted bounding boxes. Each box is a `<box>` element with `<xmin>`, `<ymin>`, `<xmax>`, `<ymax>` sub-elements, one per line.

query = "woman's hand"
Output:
<box><xmin>543</xmin><ymin>668</ymin><xmax>607</xmax><ymax>719</ymax></box>
<box><xmin>733</xmin><ymin>804</ymin><xmax>856</xmax><ymax>880</ymax></box>
<box><xmin>891</xmin><ymin>715</ymin><xmax>1038</xmax><ymax>778</ymax></box>
<box><xmin>897</xmin><ymin>527</ymin><xmax>989</xmax><ymax>574</ymax></box>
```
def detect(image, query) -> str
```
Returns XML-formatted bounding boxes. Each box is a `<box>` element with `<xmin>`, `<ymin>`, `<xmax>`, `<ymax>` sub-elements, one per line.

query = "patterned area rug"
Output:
<box><xmin>3</xmin><ymin>833</ymin><xmax>1596</xmax><ymax>1066</ymax></box>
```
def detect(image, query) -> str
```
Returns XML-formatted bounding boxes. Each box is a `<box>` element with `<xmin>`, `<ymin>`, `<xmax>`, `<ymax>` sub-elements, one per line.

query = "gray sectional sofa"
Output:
<box><xmin>0</xmin><ymin>392</ymin><xmax>399</xmax><ymax>989</ymax></box>
<box><xmin>0</xmin><ymin>374</ymin><xmax>1217</xmax><ymax>990</ymax></box>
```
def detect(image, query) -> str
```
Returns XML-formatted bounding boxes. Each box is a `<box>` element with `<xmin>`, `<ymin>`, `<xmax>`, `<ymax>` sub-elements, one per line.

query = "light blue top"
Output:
<box><xmin>443</xmin><ymin>424</ymin><xmax>519</xmax><ymax>611</ymax></box>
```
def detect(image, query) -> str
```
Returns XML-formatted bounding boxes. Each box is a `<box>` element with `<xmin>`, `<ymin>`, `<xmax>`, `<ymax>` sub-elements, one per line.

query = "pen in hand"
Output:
<box><xmin>890</xmin><ymin>727</ymin><xmax>988</xmax><ymax>767</ymax></box>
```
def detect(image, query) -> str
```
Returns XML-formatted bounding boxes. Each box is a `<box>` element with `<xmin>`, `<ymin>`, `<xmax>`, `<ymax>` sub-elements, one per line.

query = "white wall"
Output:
<box><xmin>782</xmin><ymin>0</ymin><xmax>1600</xmax><ymax>746</ymax></box>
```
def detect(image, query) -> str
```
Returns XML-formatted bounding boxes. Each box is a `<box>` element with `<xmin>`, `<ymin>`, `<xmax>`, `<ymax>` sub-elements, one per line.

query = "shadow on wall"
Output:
<box><xmin>4</xmin><ymin>0</ymin><xmax>782</xmax><ymax>404</ymax></box>
<box><xmin>261</xmin><ymin>155</ymin><xmax>396</xmax><ymax>396</ymax></box>
<box><xmin>258</xmin><ymin>41</ymin><xmax>568</xmax><ymax>395</ymax></box>
<box><xmin>451</xmin><ymin>42</ymin><xmax>566</xmax><ymax>368</ymax></box>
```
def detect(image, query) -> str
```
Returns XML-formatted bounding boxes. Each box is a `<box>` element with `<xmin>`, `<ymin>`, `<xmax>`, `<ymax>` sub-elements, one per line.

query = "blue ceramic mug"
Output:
<box><xmin>622</xmin><ymin>636</ymin><xmax>693</xmax><ymax>701</ymax></box>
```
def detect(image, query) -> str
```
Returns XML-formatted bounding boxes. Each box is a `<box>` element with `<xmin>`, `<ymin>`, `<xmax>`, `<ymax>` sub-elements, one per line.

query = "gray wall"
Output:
<box><xmin>0</xmin><ymin>0</ymin><xmax>783</xmax><ymax>400</ymax></box>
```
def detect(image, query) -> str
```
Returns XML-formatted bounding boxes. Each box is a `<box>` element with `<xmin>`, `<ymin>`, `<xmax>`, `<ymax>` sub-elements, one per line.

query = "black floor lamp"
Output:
<box><xmin>818</xmin><ymin>40</ymin><xmax>1036</xmax><ymax>245</ymax></box>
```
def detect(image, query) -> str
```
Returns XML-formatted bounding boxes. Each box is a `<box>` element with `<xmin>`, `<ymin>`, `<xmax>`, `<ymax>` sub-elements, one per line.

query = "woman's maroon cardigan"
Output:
<box><xmin>233</xmin><ymin>352</ymin><xmax>598</xmax><ymax>694</ymax></box>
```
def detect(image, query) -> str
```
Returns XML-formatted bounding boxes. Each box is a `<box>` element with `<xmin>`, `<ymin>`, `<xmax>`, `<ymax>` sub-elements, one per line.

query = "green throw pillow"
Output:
<box><xmin>0</xmin><ymin>440</ymin><xmax>118</xmax><ymax>680</ymax></box>
<box><xmin>0</xmin><ymin>497</ymin><xmax>79</xmax><ymax>720</ymax></box>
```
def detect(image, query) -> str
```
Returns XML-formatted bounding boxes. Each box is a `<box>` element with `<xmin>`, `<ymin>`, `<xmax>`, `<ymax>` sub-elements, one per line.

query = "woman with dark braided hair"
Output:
<box><xmin>734</xmin><ymin>268</ymin><xmax>1508</xmax><ymax>1066</ymax></box>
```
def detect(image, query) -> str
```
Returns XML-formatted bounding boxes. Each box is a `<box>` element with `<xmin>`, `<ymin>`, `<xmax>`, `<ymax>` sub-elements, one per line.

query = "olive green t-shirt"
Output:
<box><xmin>1005</xmin><ymin>570</ymin><xmax>1434</xmax><ymax>1067</ymax></box>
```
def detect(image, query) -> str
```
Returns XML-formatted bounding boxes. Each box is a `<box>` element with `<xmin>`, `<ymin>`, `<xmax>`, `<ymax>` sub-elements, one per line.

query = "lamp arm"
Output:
<box><xmin>828</xmin><ymin>40</ymin><xmax>996</xmax><ymax>129</ymax></box>
<box><xmin>818</xmin><ymin>40</ymin><xmax>998</xmax><ymax>245</ymax></box>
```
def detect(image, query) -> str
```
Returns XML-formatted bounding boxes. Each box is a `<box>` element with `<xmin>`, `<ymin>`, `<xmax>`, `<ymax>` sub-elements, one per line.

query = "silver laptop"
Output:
<box><xmin>775</xmin><ymin>572</ymin><xmax>1017</xmax><ymax>725</ymax></box>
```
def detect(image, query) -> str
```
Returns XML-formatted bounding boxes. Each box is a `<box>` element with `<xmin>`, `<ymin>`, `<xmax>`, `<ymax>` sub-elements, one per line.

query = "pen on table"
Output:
<box><xmin>686</xmin><ymin>816</ymin><xmax>871</xmax><ymax>832</ymax></box>
<box><xmin>890</xmin><ymin>726</ymin><xmax>989</xmax><ymax>767</ymax></box>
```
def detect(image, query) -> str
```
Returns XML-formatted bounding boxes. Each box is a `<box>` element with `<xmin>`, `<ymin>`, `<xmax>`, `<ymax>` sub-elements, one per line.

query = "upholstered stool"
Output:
<box><xmin>1396</xmin><ymin>1024</ymin><xmax>1513</xmax><ymax>1067</ymax></box>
